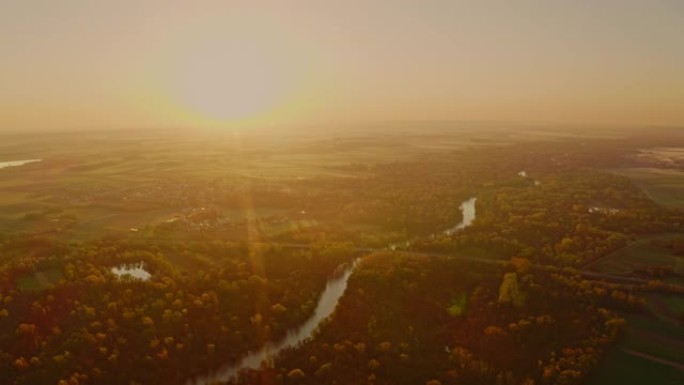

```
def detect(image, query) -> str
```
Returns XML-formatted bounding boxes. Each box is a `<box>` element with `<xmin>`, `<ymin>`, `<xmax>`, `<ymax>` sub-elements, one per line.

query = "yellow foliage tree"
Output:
<box><xmin>498</xmin><ymin>272</ymin><xmax>525</xmax><ymax>308</ymax></box>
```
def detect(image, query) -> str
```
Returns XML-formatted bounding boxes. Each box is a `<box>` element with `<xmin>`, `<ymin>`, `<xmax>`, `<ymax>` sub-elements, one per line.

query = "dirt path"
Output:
<box><xmin>622</xmin><ymin>349</ymin><xmax>684</xmax><ymax>371</ymax></box>
<box><xmin>627</xmin><ymin>326</ymin><xmax>684</xmax><ymax>352</ymax></box>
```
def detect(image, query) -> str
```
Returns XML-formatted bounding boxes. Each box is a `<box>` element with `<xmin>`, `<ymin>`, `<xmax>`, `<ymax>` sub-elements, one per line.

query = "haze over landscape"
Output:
<box><xmin>1</xmin><ymin>2</ymin><xmax>684</xmax><ymax>385</ymax></box>
<box><xmin>1</xmin><ymin>0</ymin><xmax>683</xmax><ymax>131</ymax></box>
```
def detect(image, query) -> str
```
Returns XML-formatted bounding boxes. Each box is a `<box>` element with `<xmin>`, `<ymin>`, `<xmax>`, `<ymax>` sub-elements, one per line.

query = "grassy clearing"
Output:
<box><xmin>258</xmin><ymin>218</ymin><xmax>319</xmax><ymax>237</ymax></box>
<box><xmin>17</xmin><ymin>268</ymin><xmax>63</xmax><ymax>291</ymax></box>
<box><xmin>662</xmin><ymin>295</ymin><xmax>684</xmax><ymax>315</ymax></box>
<box><xmin>447</xmin><ymin>292</ymin><xmax>467</xmax><ymax>316</ymax></box>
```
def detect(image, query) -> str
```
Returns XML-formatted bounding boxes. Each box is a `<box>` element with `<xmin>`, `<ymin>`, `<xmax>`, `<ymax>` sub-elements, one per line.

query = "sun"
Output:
<box><xmin>168</xmin><ymin>38</ymin><xmax>294</xmax><ymax>122</ymax></box>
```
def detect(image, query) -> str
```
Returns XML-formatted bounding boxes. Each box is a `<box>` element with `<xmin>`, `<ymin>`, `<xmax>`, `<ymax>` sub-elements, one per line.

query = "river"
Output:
<box><xmin>443</xmin><ymin>197</ymin><xmax>477</xmax><ymax>235</ymax></box>
<box><xmin>187</xmin><ymin>197</ymin><xmax>477</xmax><ymax>384</ymax></box>
<box><xmin>390</xmin><ymin>197</ymin><xmax>477</xmax><ymax>249</ymax></box>
<box><xmin>186</xmin><ymin>261</ymin><xmax>358</xmax><ymax>385</ymax></box>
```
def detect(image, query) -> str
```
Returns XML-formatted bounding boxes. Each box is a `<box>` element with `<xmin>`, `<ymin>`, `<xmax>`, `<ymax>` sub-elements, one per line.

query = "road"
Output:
<box><xmin>268</xmin><ymin>242</ymin><xmax>651</xmax><ymax>284</ymax></box>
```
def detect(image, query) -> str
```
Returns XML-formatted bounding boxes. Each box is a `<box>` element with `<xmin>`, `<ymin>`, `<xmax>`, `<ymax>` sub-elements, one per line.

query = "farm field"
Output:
<box><xmin>588</xmin><ymin>310</ymin><xmax>684</xmax><ymax>385</ymax></box>
<box><xmin>588</xmin><ymin>347</ymin><xmax>684</xmax><ymax>385</ymax></box>
<box><xmin>612</xmin><ymin>167</ymin><xmax>684</xmax><ymax>208</ymax></box>
<box><xmin>585</xmin><ymin>234</ymin><xmax>684</xmax><ymax>281</ymax></box>
<box><xmin>585</xmin><ymin>233</ymin><xmax>684</xmax><ymax>384</ymax></box>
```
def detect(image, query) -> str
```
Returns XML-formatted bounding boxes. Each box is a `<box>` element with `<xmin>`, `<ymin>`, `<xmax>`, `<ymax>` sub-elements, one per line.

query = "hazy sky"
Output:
<box><xmin>1</xmin><ymin>0</ymin><xmax>683</xmax><ymax>131</ymax></box>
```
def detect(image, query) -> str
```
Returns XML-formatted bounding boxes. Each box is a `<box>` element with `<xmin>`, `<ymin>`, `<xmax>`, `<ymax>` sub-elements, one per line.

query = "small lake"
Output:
<box><xmin>0</xmin><ymin>159</ymin><xmax>42</xmax><ymax>170</ymax></box>
<box><xmin>111</xmin><ymin>262</ymin><xmax>151</xmax><ymax>281</ymax></box>
<box><xmin>443</xmin><ymin>197</ymin><xmax>477</xmax><ymax>235</ymax></box>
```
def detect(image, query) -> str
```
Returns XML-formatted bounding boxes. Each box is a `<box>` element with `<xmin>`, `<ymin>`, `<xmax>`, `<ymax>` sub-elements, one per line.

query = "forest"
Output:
<box><xmin>1</xmin><ymin>129</ymin><xmax>684</xmax><ymax>384</ymax></box>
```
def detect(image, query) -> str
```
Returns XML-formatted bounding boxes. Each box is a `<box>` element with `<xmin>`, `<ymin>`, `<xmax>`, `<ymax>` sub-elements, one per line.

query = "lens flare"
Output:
<box><xmin>169</xmin><ymin>37</ymin><xmax>294</xmax><ymax>122</ymax></box>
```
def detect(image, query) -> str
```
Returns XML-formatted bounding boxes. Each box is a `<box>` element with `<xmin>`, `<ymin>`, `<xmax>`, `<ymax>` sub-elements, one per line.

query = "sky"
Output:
<box><xmin>1</xmin><ymin>0</ymin><xmax>683</xmax><ymax>132</ymax></box>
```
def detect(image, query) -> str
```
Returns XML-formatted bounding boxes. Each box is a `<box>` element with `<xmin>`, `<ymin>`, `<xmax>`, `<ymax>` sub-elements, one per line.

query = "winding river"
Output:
<box><xmin>390</xmin><ymin>197</ymin><xmax>477</xmax><ymax>249</ymax></box>
<box><xmin>187</xmin><ymin>197</ymin><xmax>477</xmax><ymax>384</ymax></box>
<box><xmin>443</xmin><ymin>197</ymin><xmax>477</xmax><ymax>235</ymax></box>
<box><xmin>186</xmin><ymin>261</ymin><xmax>358</xmax><ymax>385</ymax></box>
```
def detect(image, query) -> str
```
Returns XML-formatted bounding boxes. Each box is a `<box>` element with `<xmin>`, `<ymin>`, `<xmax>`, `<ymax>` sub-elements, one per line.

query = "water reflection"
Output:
<box><xmin>443</xmin><ymin>197</ymin><xmax>477</xmax><ymax>235</ymax></box>
<box><xmin>111</xmin><ymin>262</ymin><xmax>151</xmax><ymax>281</ymax></box>
<box><xmin>186</xmin><ymin>260</ymin><xmax>358</xmax><ymax>385</ymax></box>
<box><xmin>189</xmin><ymin>197</ymin><xmax>477</xmax><ymax>384</ymax></box>
<box><xmin>0</xmin><ymin>159</ymin><xmax>42</xmax><ymax>169</ymax></box>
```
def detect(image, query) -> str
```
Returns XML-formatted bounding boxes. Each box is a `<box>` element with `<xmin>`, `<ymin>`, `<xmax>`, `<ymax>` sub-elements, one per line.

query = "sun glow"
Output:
<box><xmin>168</xmin><ymin>35</ymin><xmax>296</xmax><ymax>122</ymax></box>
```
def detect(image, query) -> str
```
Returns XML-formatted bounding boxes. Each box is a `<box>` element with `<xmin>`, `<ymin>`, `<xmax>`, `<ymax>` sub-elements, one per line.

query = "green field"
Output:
<box><xmin>586</xmin><ymin>233</ymin><xmax>684</xmax><ymax>384</ymax></box>
<box><xmin>17</xmin><ymin>268</ymin><xmax>63</xmax><ymax>291</ymax></box>
<box><xmin>586</xmin><ymin>234</ymin><xmax>684</xmax><ymax>279</ymax></box>
<box><xmin>662</xmin><ymin>294</ymin><xmax>684</xmax><ymax>314</ymax></box>
<box><xmin>588</xmin><ymin>347</ymin><xmax>684</xmax><ymax>385</ymax></box>
<box><xmin>588</xmin><ymin>305</ymin><xmax>684</xmax><ymax>385</ymax></box>
<box><xmin>613</xmin><ymin>167</ymin><xmax>684</xmax><ymax>208</ymax></box>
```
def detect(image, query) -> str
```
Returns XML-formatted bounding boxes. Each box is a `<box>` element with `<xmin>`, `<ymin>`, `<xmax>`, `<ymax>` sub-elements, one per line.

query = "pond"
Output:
<box><xmin>111</xmin><ymin>262</ymin><xmax>151</xmax><ymax>281</ymax></box>
<box><xmin>443</xmin><ymin>197</ymin><xmax>477</xmax><ymax>235</ymax></box>
<box><xmin>0</xmin><ymin>159</ymin><xmax>42</xmax><ymax>170</ymax></box>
